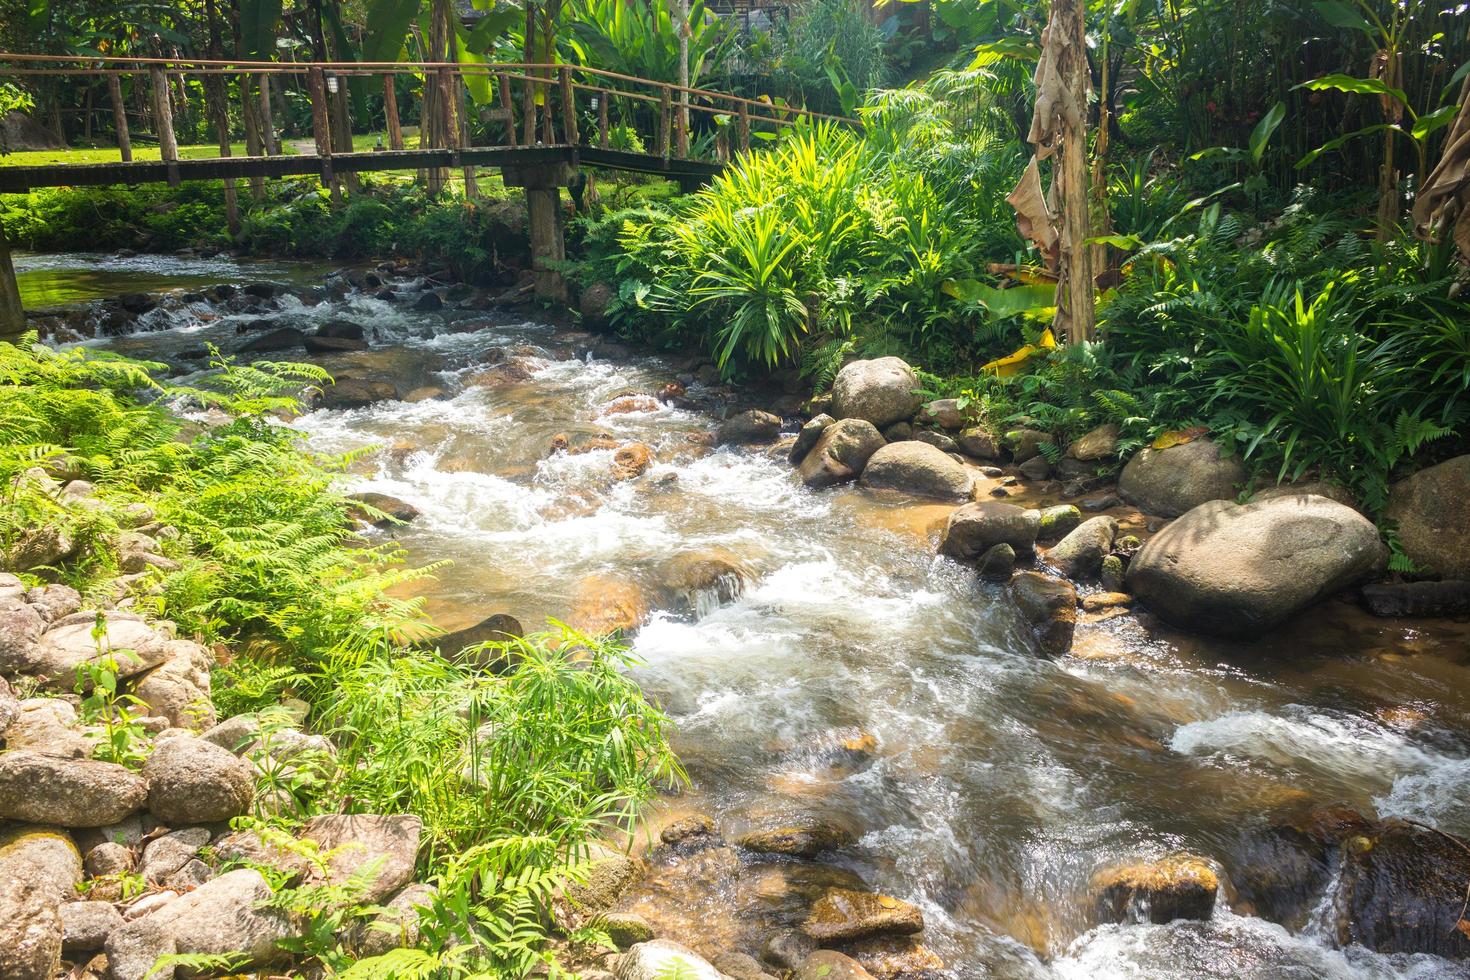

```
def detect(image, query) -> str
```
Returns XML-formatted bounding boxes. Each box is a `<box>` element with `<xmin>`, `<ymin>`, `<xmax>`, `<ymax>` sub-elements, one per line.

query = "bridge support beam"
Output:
<box><xmin>0</xmin><ymin>224</ymin><xmax>24</xmax><ymax>341</ymax></box>
<box><xmin>502</xmin><ymin>162</ymin><xmax>575</xmax><ymax>305</ymax></box>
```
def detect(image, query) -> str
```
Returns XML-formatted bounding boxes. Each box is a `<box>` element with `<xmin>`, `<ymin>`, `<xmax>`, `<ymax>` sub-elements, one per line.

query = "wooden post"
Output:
<box><xmin>659</xmin><ymin>85</ymin><xmax>672</xmax><ymax>161</ymax></box>
<box><xmin>737</xmin><ymin>101</ymin><xmax>750</xmax><ymax>155</ymax></box>
<box><xmin>558</xmin><ymin>67</ymin><xmax>579</xmax><ymax>145</ymax></box>
<box><xmin>106</xmin><ymin>71</ymin><xmax>132</xmax><ymax>162</ymax></box>
<box><xmin>597</xmin><ymin>89</ymin><xmax>609</xmax><ymax>148</ymax></box>
<box><xmin>384</xmin><ymin>74</ymin><xmax>405</xmax><ymax>149</ymax></box>
<box><xmin>240</xmin><ymin>74</ymin><xmax>265</xmax><ymax>199</ymax></box>
<box><xmin>149</xmin><ymin>64</ymin><xmax>180</xmax><ymax>187</ymax></box>
<box><xmin>526</xmin><ymin>186</ymin><xmax>567</xmax><ymax>302</ymax></box>
<box><xmin>1054</xmin><ymin>0</ymin><xmax>1095</xmax><ymax>342</ymax></box>
<box><xmin>444</xmin><ymin>68</ymin><xmax>477</xmax><ymax>199</ymax></box>
<box><xmin>675</xmin><ymin>97</ymin><xmax>688</xmax><ymax>158</ymax></box>
<box><xmin>307</xmin><ymin>67</ymin><xmax>339</xmax><ymax>204</ymax></box>
<box><xmin>331</xmin><ymin>76</ymin><xmax>360</xmax><ymax>193</ymax></box>
<box><xmin>522</xmin><ymin>8</ymin><xmax>537</xmax><ymax>146</ymax></box>
<box><xmin>0</xmin><ymin>225</ymin><xmax>23</xmax><ymax>342</ymax></box>
<box><xmin>540</xmin><ymin>80</ymin><xmax>556</xmax><ymax>146</ymax></box>
<box><xmin>257</xmin><ymin>73</ymin><xmax>277</xmax><ymax>155</ymax></box>
<box><xmin>206</xmin><ymin>75</ymin><xmax>241</xmax><ymax>238</ymax></box>
<box><xmin>497</xmin><ymin>74</ymin><xmax>517</xmax><ymax>147</ymax></box>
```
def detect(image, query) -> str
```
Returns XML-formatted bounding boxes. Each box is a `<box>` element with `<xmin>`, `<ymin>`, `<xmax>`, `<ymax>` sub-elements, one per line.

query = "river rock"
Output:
<box><xmin>789</xmin><ymin>414</ymin><xmax>834</xmax><ymax>465</ymax></box>
<box><xmin>859</xmin><ymin>442</ymin><xmax>973</xmax><ymax>500</ymax></box>
<box><xmin>346</xmin><ymin>491</ymin><xmax>420</xmax><ymax>526</ymax></box>
<box><xmin>134</xmin><ymin>640</ymin><xmax>215</xmax><ymax>731</ymax></box>
<box><xmin>25</xmin><ymin>583</ymin><xmax>80</xmax><ymax>624</ymax></box>
<box><xmin>413</xmin><ymin>291</ymin><xmax>444</xmax><ymax>312</ymax></box>
<box><xmin>0</xmin><ymin>675</ymin><xmax>16</xmax><ymax>735</ymax></box>
<box><xmin>802</xmin><ymin>887</ymin><xmax>924</xmax><ymax>943</ymax></box>
<box><xmin>718</xmin><ymin>410</ymin><xmax>783</xmax><ymax>445</ymax></box>
<box><xmin>737</xmin><ymin>823</ymin><xmax>854</xmax><ymax>858</ymax></box>
<box><xmin>616</xmin><ymin>940</ymin><xmax>723</xmax><ymax>980</ymax></box>
<box><xmin>613</xmin><ymin>443</ymin><xmax>654</xmax><ymax>480</ymax></box>
<box><xmin>658</xmin><ymin>548</ymin><xmax>752</xmax><ymax>613</ymax></box>
<box><xmin>318</xmin><ymin>375</ymin><xmax>399</xmax><ymax>410</ymax></box>
<box><xmin>1335</xmin><ymin>818</ymin><xmax>1470</xmax><ymax>958</ymax></box>
<box><xmin>60</xmin><ymin>900</ymin><xmax>124</xmax><ymax>953</ymax></box>
<box><xmin>830</xmin><ymin>357</ymin><xmax>921</xmax><ymax>429</ymax></box>
<box><xmin>845</xmin><ymin>936</ymin><xmax>944</xmax><ymax>978</ymax></box>
<box><xmin>434</xmin><ymin>613</ymin><xmax>523</xmax><ymax>663</ymax></box>
<box><xmin>300</xmin><ymin>813</ymin><xmax>421</xmax><ymax>903</ymax></box>
<box><xmin>139</xmin><ymin>827</ymin><xmax>210</xmax><ymax>884</ymax></box>
<box><xmin>713</xmin><ymin>950</ymin><xmax>775</xmax><ymax>980</ymax></box>
<box><xmin>1019</xmin><ymin>455</ymin><xmax>1051</xmax><ymax>481</ymax></box>
<box><xmin>564</xmin><ymin>843</ymin><xmax>643</xmax><ymax>916</ymax></box>
<box><xmin>0</xmin><ymin>597</ymin><xmax>45</xmax><ymax>674</ymax></box>
<box><xmin>977</xmin><ymin>543</ymin><xmax>1016</xmax><ymax>581</ymax></box>
<box><xmin>1092</xmin><ymin>855</ymin><xmax>1219</xmax><ymax>924</ymax></box>
<box><xmin>1036</xmin><ymin>504</ymin><xmax>1082</xmax><ymax>542</ymax></box>
<box><xmin>1118</xmin><ymin>439</ymin><xmax>1246</xmax><ymax>517</ymax></box>
<box><xmin>304</xmin><ymin>334</ymin><xmax>370</xmax><ymax>354</ymax></box>
<box><xmin>1127</xmin><ymin>495</ymin><xmax>1386</xmax><ymax>636</ymax></box>
<box><xmin>143</xmin><ymin>736</ymin><xmax>254</xmax><ymax>824</ymax></box>
<box><xmin>1004</xmin><ymin>428</ymin><xmax>1053</xmax><ymax>463</ymax></box>
<box><xmin>883</xmin><ymin>421</ymin><xmax>913</xmax><ymax>442</ymax></box>
<box><xmin>317</xmin><ymin>319</ymin><xmax>365</xmax><ymax>340</ymax></box>
<box><xmin>237</xmin><ymin>327</ymin><xmax>305</xmax><ymax>353</ymax></box>
<box><xmin>0</xmin><ymin>829</ymin><xmax>83</xmax><ymax>980</ymax></box>
<box><xmin>1046</xmin><ymin>516</ymin><xmax>1117</xmax><ymax>579</ymax></box>
<box><xmin>5</xmin><ymin>698</ymin><xmax>97</xmax><ymax>758</ymax></box>
<box><xmin>568</xmin><ymin>576</ymin><xmax>648</xmax><ymax>636</ymax></box>
<box><xmin>1361</xmin><ymin>580</ymin><xmax>1470</xmax><ymax>618</ymax></box>
<box><xmin>1385</xmin><ymin>455</ymin><xmax>1470</xmax><ymax>579</ymax></box>
<box><xmin>354</xmin><ymin>882</ymin><xmax>437</xmax><ymax>957</ymax></box>
<box><xmin>1067</xmin><ymin>423</ymin><xmax>1120</xmax><ymax>461</ymax></box>
<box><xmin>0</xmin><ymin>751</ymin><xmax>147</xmax><ymax>826</ymax></box>
<box><xmin>601</xmin><ymin>911</ymin><xmax>656</xmax><ymax>948</ymax></box>
<box><xmin>1007</xmin><ymin>572</ymin><xmax>1077</xmax><ymax>658</ymax></box>
<box><xmin>106</xmin><ymin>868</ymin><xmax>293</xmax><ymax>979</ymax></box>
<box><xmin>798</xmin><ymin>419</ymin><xmax>885</xmax><ymax>490</ymax></box>
<box><xmin>793</xmin><ymin>951</ymin><xmax>876</xmax><ymax>980</ymax></box>
<box><xmin>939</xmin><ymin>502</ymin><xmax>1040</xmax><ymax>561</ymax></box>
<box><xmin>918</xmin><ymin>399</ymin><xmax>967</xmax><ymax>430</ymax></box>
<box><xmin>26</xmin><ymin>612</ymin><xmax>169</xmax><ymax>688</ymax></box>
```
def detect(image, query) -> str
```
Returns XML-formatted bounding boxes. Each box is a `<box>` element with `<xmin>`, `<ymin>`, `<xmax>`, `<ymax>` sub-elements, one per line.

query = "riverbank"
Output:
<box><xmin>6</xmin><ymin>255</ymin><xmax>1470</xmax><ymax>978</ymax></box>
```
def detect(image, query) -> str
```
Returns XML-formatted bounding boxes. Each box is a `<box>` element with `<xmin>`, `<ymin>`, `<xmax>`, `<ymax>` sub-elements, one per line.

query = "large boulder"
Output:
<box><xmin>25</xmin><ymin>612</ymin><xmax>170</xmax><ymax>689</ymax></box>
<box><xmin>0</xmin><ymin>751</ymin><xmax>147</xmax><ymax>826</ymax></box>
<box><xmin>0</xmin><ymin>597</ymin><xmax>45</xmax><ymax>675</ymax></box>
<box><xmin>717</xmin><ymin>409</ymin><xmax>783</xmax><ymax>446</ymax></box>
<box><xmin>830</xmin><ymin>358</ymin><xmax>921</xmax><ymax>429</ymax></box>
<box><xmin>1007</xmin><ymin>572</ymin><xmax>1077</xmax><ymax>658</ymax></box>
<box><xmin>797</xmin><ymin>419</ymin><xmax>885</xmax><ymax>490</ymax></box>
<box><xmin>143</xmin><ymin>736</ymin><xmax>254</xmax><ymax>824</ymax></box>
<box><xmin>616</xmin><ymin>940</ymin><xmax>723</xmax><ymax>980</ymax></box>
<box><xmin>1046</xmin><ymin>516</ymin><xmax>1117</xmax><ymax>580</ymax></box>
<box><xmin>1092</xmin><ymin>855</ymin><xmax>1219</xmax><ymax>924</ymax></box>
<box><xmin>858</xmin><ymin>442</ymin><xmax>974</xmax><ymax>501</ymax></box>
<box><xmin>1127</xmin><ymin>495</ymin><xmax>1386</xmax><ymax>637</ymax></box>
<box><xmin>1118</xmin><ymin>439</ymin><xmax>1246</xmax><ymax>517</ymax></box>
<box><xmin>0</xmin><ymin>829</ymin><xmax>83</xmax><ymax>980</ymax></box>
<box><xmin>133</xmin><ymin>640</ymin><xmax>216</xmax><ymax>731</ymax></box>
<box><xmin>1334</xmin><ymin>818</ymin><xmax>1470</xmax><ymax>958</ymax></box>
<box><xmin>1385</xmin><ymin>455</ymin><xmax>1470</xmax><ymax>579</ymax></box>
<box><xmin>300</xmin><ymin>813</ymin><xmax>421</xmax><ymax>903</ymax></box>
<box><xmin>801</xmin><ymin>887</ymin><xmax>924</xmax><ymax>943</ymax></box>
<box><xmin>1067</xmin><ymin>423</ymin><xmax>1120</xmax><ymax>461</ymax></box>
<box><xmin>917</xmin><ymin>398</ymin><xmax>967</xmax><ymax>431</ymax></box>
<box><xmin>789</xmin><ymin>414</ymin><xmax>834</xmax><ymax>465</ymax></box>
<box><xmin>3</xmin><ymin>697</ymin><xmax>96</xmax><ymax>758</ymax></box>
<box><xmin>938</xmin><ymin>502</ymin><xmax>1040</xmax><ymax>561</ymax></box>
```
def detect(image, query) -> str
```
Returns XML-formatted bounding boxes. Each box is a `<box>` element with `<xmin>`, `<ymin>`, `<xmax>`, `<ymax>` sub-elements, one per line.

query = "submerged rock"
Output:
<box><xmin>568</xmin><ymin>576</ymin><xmax>648</xmax><ymax>636</ymax></box>
<box><xmin>830</xmin><ymin>358</ymin><xmax>921</xmax><ymax>429</ymax></box>
<box><xmin>1334</xmin><ymin>818</ymin><xmax>1470</xmax><ymax>958</ymax></box>
<box><xmin>1007</xmin><ymin>571</ymin><xmax>1077</xmax><ymax>658</ymax></box>
<box><xmin>798</xmin><ymin>419</ymin><xmax>885</xmax><ymax>490</ymax></box>
<box><xmin>718</xmin><ymin>410</ymin><xmax>783</xmax><ymax>445</ymax></box>
<box><xmin>859</xmin><ymin>442</ymin><xmax>974</xmax><ymax>501</ymax></box>
<box><xmin>1385</xmin><ymin>454</ymin><xmax>1470</xmax><ymax>579</ymax></box>
<box><xmin>844</xmin><ymin>936</ymin><xmax>944</xmax><ymax>978</ymax></box>
<box><xmin>1092</xmin><ymin>854</ymin><xmax>1219</xmax><ymax>924</ymax></box>
<box><xmin>1127</xmin><ymin>494</ymin><xmax>1386</xmax><ymax>636</ymax></box>
<box><xmin>1361</xmin><ymin>580</ymin><xmax>1470</xmax><ymax>618</ymax></box>
<box><xmin>801</xmin><ymin>887</ymin><xmax>924</xmax><ymax>943</ymax></box>
<box><xmin>1118</xmin><ymin>439</ymin><xmax>1246</xmax><ymax>517</ymax></box>
<box><xmin>737</xmin><ymin>823</ymin><xmax>855</xmax><ymax>858</ymax></box>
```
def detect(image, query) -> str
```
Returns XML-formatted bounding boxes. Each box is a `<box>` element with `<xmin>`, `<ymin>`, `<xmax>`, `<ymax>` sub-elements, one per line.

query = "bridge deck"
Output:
<box><xmin>0</xmin><ymin>145</ymin><xmax>724</xmax><ymax>194</ymax></box>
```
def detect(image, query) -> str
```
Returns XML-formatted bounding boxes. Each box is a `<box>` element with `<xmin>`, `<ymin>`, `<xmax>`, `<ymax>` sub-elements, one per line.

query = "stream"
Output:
<box><xmin>21</xmin><ymin>251</ymin><xmax>1470</xmax><ymax>979</ymax></box>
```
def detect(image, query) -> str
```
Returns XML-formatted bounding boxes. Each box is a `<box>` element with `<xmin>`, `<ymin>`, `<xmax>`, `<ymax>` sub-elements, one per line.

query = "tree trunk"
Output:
<box><xmin>150</xmin><ymin>64</ymin><xmax>180</xmax><ymax>185</ymax></box>
<box><xmin>383</xmin><ymin>74</ymin><xmax>404</xmax><ymax>149</ymax></box>
<box><xmin>676</xmin><ymin>0</ymin><xmax>690</xmax><ymax>156</ymax></box>
<box><xmin>1055</xmin><ymin>0</ymin><xmax>1095</xmax><ymax>343</ymax></box>
<box><xmin>0</xmin><ymin>227</ymin><xmax>24</xmax><ymax>341</ymax></box>
<box><xmin>107</xmin><ymin>72</ymin><xmax>132</xmax><ymax>162</ymax></box>
<box><xmin>257</xmin><ymin>74</ymin><xmax>277</xmax><ymax>154</ymax></box>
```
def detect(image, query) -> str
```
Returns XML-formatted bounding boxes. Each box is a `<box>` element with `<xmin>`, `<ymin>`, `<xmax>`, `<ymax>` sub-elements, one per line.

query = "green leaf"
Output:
<box><xmin>1411</xmin><ymin>104</ymin><xmax>1459</xmax><ymax>141</ymax></box>
<box><xmin>941</xmin><ymin>280</ymin><xmax>1057</xmax><ymax>317</ymax></box>
<box><xmin>1249</xmin><ymin>101</ymin><xmax>1286</xmax><ymax>164</ymax></box>
<box><xmin>1296</xmin><ymin>123</ymin><xmax>1400</xmax><ymax>168</ymax></box>
<box><xmin>1085</xmin><ymin>233</ymin><xmax>1145</xmax><ymax>250</ymax></box>
<box><xmin>1296</xmin><ymin>73</ymin><xmax>1408</xmax><ymax>108</ymax></box>
<box><xmin>359</xmin><ymin>0</ymin><xmax>421</xmax><ymax>63</ymax></box>
<box><xmin>969</xmin><ymin>37</ymin><xmax>1040</xmax><ymax>69</ymax></box>
<box><xmin>1444</xmin><ymin>59</ymin><xmax>1470</xmax><ymax>101</ymax></box>
<box><xmin>1313</xmin><ymin>0</ymin><xmax>1373</xmax><ymax>34</ymax></box>
<box><xmin>238</xmin><ymin>0</ymin><xmax>284</xmax><ymax>61</ymax></box>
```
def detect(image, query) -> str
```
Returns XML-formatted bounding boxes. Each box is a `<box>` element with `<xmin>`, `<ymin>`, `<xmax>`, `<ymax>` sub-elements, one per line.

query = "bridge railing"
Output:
<box><xmin>0</xmin><ymin>54</ymin><xmax>857</xmax><ymax>170</ymax></box>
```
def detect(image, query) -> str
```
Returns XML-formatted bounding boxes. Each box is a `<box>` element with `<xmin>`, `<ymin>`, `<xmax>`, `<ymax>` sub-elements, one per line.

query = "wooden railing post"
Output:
<box><xmin>597</xmin><ymin>88</ymin><xmax>610</xmax><ymax>149</ymax></box>
<box><xmin>0</xmin><ymin>224</ymin><xmax>24</xmax><ymax>341</ymax></box>
<box><xmin>257</xmin><ymin>72</ymin><xmax>277</xmax><ymax>155</ymax></box>
<box><xmin>675</xmin><ymin>91</ymin><xmax>689</xmax><ymax>158</ymax></box>
<box><xmin>446</xmin><ymin>67</ymin><xmax>478</xmax><ymax>199</ymax></box>
<box><xmin>239</xmin><ymin>73</ymin><xmax>265</xmax><ymax>199</ymax></box>
<box><xmin>659</xmin><ymin>85</ymin><xmax>672</xmax><ymax>162</ymax></box>
<box><xmin>522</xmin><ymin>74</ymin><xmax>537</xmax><ymax>146</ymax></box>
<box><xmin>737</xmin><ymin>101</ymin><xmax>750</xmax><ymax>155</ymax></box>
<box><xmin>497</xmin><ymin>73</ymin><xmax>517</xmax><ymax>147</ymax></box>
<box><xmin>307</xmin><ymin>66</ymin><xmax>339</xmax><ymax>204</ymax></box>
<box><xmin>148</xmin><ymin>63</ymin><xmax>179</xmax><ymax>186</ymax></box>
<box><xmin>558</xmin><ymin>66</ymin><xmax>579</xmax><ymax>145</ymax></box>
<box><xmin>383</xmin><ymin>73</ymin><xmax>405</xmax><ymax>150</ymax></box>
<box><xmin>106</xmin><ymin>70</ymin><xmax>131</xmax><ymax>162</ymax></box>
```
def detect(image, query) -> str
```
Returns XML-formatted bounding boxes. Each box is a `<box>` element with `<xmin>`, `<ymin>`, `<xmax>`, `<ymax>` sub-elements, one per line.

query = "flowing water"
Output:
<box><xmin>30</xmin><ymin>251</ymin><xmax>1470</xmax><ymax>979</ymax></box>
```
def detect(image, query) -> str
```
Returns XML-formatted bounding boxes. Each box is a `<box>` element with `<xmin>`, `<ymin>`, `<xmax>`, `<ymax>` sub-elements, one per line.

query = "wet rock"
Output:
<box><xmin>412</xmin><ymin>291</ymin><xmax>444</xmax><ymax>312</ymax></box>
<box><xmin>404</xmin><ymin>385</ymin><xmax>444</xmax><ymax>402</ymax></box>
<box><xmin>1019</xmin><ymin>455</ymin><xmax>1051</xmax><ymax>481</ymax></box>
<box><xmin>106</xmin><ymin>868</ymin><xmax>292</xmax><ymax>979</ymax></box>
<box><xmin>243</xmin><ymin>281</ymin><xmax>278</xmax><ymax>299</ymax></box>
<box><xmin>1080</xmin><ymin>493</ymin><xmax>1122</xmax><ymax>512</ymax></box>
<box><xmin>1081</xmin><ymin>592</ymin><xmax>1132</xmax><ymax>612</ymax></box>
<box><xmin>0</xmin><ymin>751</ymin><xmax>147</xmax><ymax>826</ymax></box>
<box><xmin>794</xmin><ymin>951</ymin><xmax>876</xmax><ymax>980</ymax></box>
<box><xmin>789</xmin><ymin>414</ymin><xmax>834</xmax><ymax>465</ymax></box>
<box><xmin>305</xmin><ymin>334</ymin><xmax>370</xmax><ymax>354</ymax></box>
<box><xmin>1036</xmin><ymin>504</ymin><xmax>1082</xmax><ymax>543</ymax></box>
<box><xmin>939</xmin><ymin>502</ymin><xmax>1040</xmax><ymax>561</ymax></box>
<box><xmin>118</xmin><ymin>292</ymin><xmax>157</xmax><ymax>315</ymax></box>
<box><xmin>300</xmin><ymin>813</ymin><xmax>421</xmax><ymax>903</ymax></box>
<box><xmin>764</xmin><ymin>930</ymin><xmax>818</xmax><ymax>970</ymax></box>
<box><xmin>236</xmin><ymin>327</ymin><xmax>306</xmax><ymax>353</ymax></box>
<box><xmin>859</xmin><ymin>442</ymin><xmax>973</xmax><ymax>501</ymax></box>
<box><xmin>354</xmin><ymin>882</ymin><xmax>436</xmax><ymax>957</ymax></box>
<box><xmin>434</xmin><ymin>613</ymin><xmax>523</xmax><ymax>664</ymax></box>
<box><xmin>346</xmin><ymin>491</ymin><xmax>420</xmax><ymax>527</ymax></box>
<box><xmin>659</xmin><ymin>813</ymin><xmax>718</xmax><ymax>850</ymax></box>
<box><xmin>616</xmin><ymin>940</ymin><xmax>722</xmax><ymax>980</ymax></box>
<box><xmin>956</xmin><ymin>426</ymin><xmax>1000</xmax><ymax>460</ymax></box>
<box><xmin>1092</xmin><ymin>855</ymin><xmax>1219</xmax><ymax>924</ymax></box>
<box><xmin>0</xmin><ymin>596</ymin><xmax>45</xmax><ymax>675</ymax></box>
<box><xmin>1047</xmin><ymin>516</ymin><xmax>1118</xmax><ymax>580</ymax></box>
<box><xmin>143</xmin><ymin>736</ymin><xmax>254</xmax><ymax>825</ymax></box>
<box><xmin>802</xmin><ymin>888</ymin><xmax>924</xmax><ymax>943</ymax></box>
<box><xmin>1361</xmin><ymin>580</ymin><xmax>1470</xmax><ymax>618</ymax></box>
<box><xmin>317</xmin><ymin>319</ymin><xmax>366</xmax><ymax>340</ymax></box>
<box><xmin>569</xmin><ymin>576</ymin><xmax>648</xmax><ymax>636</ymax></box>
<box><xmin>830</xmin><ymin>357</ymin><xmax>922</xmax><ymax>429</ymax></box>
<box><xmin>601</xmin><ymin>911</ymin><xmax>656</xmax><ymax>948</ymax></box>
<box><xmin>737</xmin><ymin>823</ymin><xmax>854</xmax><ymax>858</ymax></box>
<box><xmin>0</xmin><ymin>829</ymin><xmax>83</xmax><ymax>980</ymax></box>
<box><xmin>718</xmin><ymin>410</ymin><xmax>783</xmax><ymax>445</ymax></box>
<box><xmin>317</xmin><ymin>375</ymin><xmax>399</xmax><ymax>410</ymax></box>
<box><xmin>1334</xmin><ymin>818</ymin><xmax>1470</xmax><ymax>958</ymax></box>
<box><xmin>713</xmin><ymin>950</ymin><xmax>776</xmax><ymax>980</ymax></box>
<box><xmin>1127</xmin><ymin>495</ymin><xmax>1386</xmax><ymax>637</ymax></box>
<box><xmin>603</xmin><ymin>394</ymin><xmax>661</xmax><ymax>416</ymax></box>
<box><xmin>798</xmin><ymin>419</ymin><xmax>886</xmax><ymax>490</ymax></box>
<box><xmin>918</xmin><ymin>398</ymin><xmax>967</xmax><ymax>431</ymax></box>
<box><xmin>977</xmin><ymin>543</ymin><xmax>1016</xmax><ymax>581</ymax></box>
<box><xmin>613</xmin><ymin>443</ymin><xmax>654</xmax><ymax>480</ymax></box>
<box><xmin>1067</xmin><ymin>423</ymin><xmax>1120</xmax><ymax>461</ymax></box>
<box><xmin>844</xmin><ymin>936</ymin><xmax>944</xmax><ymax>978</ymax></box>
<box><xmin>1386</xmin><ymin>455</ymin><xmax>1470</xmax><ymax>579</ymax></box>
<box><xmin>1118</xmin><ymin>439</ymin><xmax>1246</xmax><ymax>518</ymax></box>
<box><xmin>1004</xmin><ymin>428</ymin><xmax>1054</xmax><ymax>463</ymax></box>
<box><xmin>1100</xmin><ymin>554</ymin><xmax>1126</xmax><ymax>593</ymax></box>
<box><xmin>139</xmin><ymin>827</ymin><xmax>210</xmax><ymax>884</ymax></box>
<box><xmin>1007</xmin><ymin>571</ymin><xmax>1077</xmax><ymax>658</ymax></box>
<box><xmin>564</xmin><ymin>844</ymin><xmax>643</xmax><ymax>916</ymax></box>
<box><xmin>134</xmin><ymin>640</ymin><xmax>215</xmax><ymax>731</ymax></box>
<box><xmin>60</xmin><ymin>900</ymin><xmax>123</xmax><ymax>953</ymax></box>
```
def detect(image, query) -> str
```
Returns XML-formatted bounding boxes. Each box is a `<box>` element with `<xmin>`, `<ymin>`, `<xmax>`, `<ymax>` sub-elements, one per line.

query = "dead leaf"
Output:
<box><xmin>1150</xmin><ymin>426</ymin><xmax>1209</xmax><ymax>449</ymax></box>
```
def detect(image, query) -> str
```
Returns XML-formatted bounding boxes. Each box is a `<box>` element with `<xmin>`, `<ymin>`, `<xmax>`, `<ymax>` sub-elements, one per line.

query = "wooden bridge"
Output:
<box><xmin>0</xmin><ymin>54</ymin><xmax>854</xmax><ymax>330</ymax></box>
